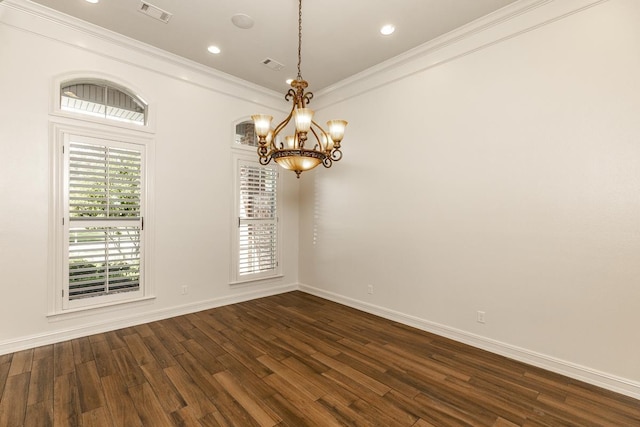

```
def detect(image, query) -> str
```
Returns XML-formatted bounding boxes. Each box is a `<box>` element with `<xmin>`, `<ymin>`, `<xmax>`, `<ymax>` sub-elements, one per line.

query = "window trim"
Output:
<box><xmin>230</xmin><ymin>150</ymin><xmax>283</xmax><ymax>284</ymax></box>
<box><xmin>48</xmin><ymin>120</ymin><xmax>155</xmax><ymax>316</ymax></box>
<box><xmin>51</xmin><ymin>72</ymin><xmax>156</xmax><ymax>134</ymax></box>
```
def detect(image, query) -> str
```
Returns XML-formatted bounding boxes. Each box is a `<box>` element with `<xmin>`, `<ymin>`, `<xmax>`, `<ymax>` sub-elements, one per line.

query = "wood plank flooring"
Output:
<box><xmin>0</xmin><ymin>291</ymin><xmax>638</xmax><ymax>426</ymax></box>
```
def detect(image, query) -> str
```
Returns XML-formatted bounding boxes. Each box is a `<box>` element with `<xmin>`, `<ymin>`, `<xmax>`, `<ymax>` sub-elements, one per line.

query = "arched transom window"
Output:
<box><xmin>60</xmin><ymin>80</ymin><xmax>147</xmax><ymax>125</ymax></box>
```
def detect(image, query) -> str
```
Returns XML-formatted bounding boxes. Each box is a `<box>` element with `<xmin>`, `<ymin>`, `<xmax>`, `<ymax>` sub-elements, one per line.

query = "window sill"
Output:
<box><xmin>229</xmin><ymin>274</ymin><xmax>284</xmax><ymax>287</ymax></box>
<box><xmin>47</xmin><ymin>295</ymin><xmax>156</xmax><ymax>323</ymax></box>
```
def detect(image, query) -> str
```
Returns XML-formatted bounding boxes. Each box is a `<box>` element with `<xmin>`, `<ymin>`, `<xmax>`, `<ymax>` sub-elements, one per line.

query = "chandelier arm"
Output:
<box><xmin>322</xmin><ymin>157</ymin><xmax>333</xmax><ymax>168</ymax></box>
<box><xmin>302</xmin><ymin>92</ymin><xmax>313</xmax><ymax>106</ymax></box>
<box><xmin>259</xmin><ymin>155</ymin><xmax>272</xmax><ymax>166</ymax></box>
<box><xmin>311</xmin><ymin>120</ymin><xmax>330</xmax><ymax>150</ymax></box>
<box><xmin>272</xmin><ymin>109</ymin><xmax>295</xmax><ymax>141</ymax></box>
<box><xmin>285</xmin><ymin>88</ymin><xmax>296</xmax><ymax>102</ymax></box>
<box><xmin>331</xmin><ymin>149</ymin><xmax>343</xmax><ymax>161</ymax></box>
<box><xmin>308</xmin><ymin>125</ymin><xmax>324</xmax><ymax>151</ymax></box>
<box><xmin>257</xmin><ymin>145</ymin><xmax>269</xmax><ymax>157</ymax></box>
<box><xmin>311</xmin><ymin>119</ymin><xmax>328</xmax><ymax>134</ymax></box>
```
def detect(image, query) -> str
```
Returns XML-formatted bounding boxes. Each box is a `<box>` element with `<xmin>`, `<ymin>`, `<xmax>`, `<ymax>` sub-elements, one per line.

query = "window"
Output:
<box><xmin>231</xmin><ymin>119</ymin><xmax>282</xmax><ymax>283</ymax></box>
<box><xmin>232</xmin><ymin>155</ymin><xmax>281</xmax><ymax>282</ymax></box>
<box><xmin>62</xmin><ymin>134</ymin><xmax>146</xmax><ymax>309</ymax></box>
<box><xmin>60</xmin><ymin>80</ymin><xmax>147</xmax><ymax>125</ymax></box>
<box><xmin>50</xmin><ymin>76</ymin><xmax>153</xmax><ymax>314</ymax></box>
<box><xmin>234</xmin><ymin>120</ymin><xmax>259</xmax><ymax>148</ymax></box>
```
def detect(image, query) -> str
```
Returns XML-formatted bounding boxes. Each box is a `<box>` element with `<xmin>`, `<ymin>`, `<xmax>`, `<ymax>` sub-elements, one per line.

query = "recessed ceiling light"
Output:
<box><xmin>380</xmin><ymin>24</ymin><xmax>395</xmax><ymax>36</ymax></box>
<box><xmin>285</xmin><ymin>79</ymin><xmax>293</xmax><ymax>85</ymax></box>
<box><xmin>207</xmin><ymin>45</ymin><xmax>221</xmax><ymax>54</ymax></box>
<box><xmin>231</xmin><ymin>13</ymin><xmax>254</xmax><ymax>30</ymax></box>
<box><xmin>86</xmin><ymin>0</ymin><xmax>99</xmax><ymax>3</ymax></box>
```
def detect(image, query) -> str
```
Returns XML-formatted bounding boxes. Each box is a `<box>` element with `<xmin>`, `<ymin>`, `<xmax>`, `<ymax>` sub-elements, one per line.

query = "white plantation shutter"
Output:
<box><xmin>237</xmin><ymin>161</ymin><xmax>279</xmax><ymax>277</ymax></box>
<box><xmin>68</xmin><ymin>143</ymin><xmax>142</xmax><ymax>218</ymax></box>
<box><xmin>68</xmin><ymin>227</ymin><xmax>141</xmax><ymax>300</ymax></box>
<box><xmin>65</xmin><ymin>138</ymin><xmax>144</xmax><ymax>306</ymax></box>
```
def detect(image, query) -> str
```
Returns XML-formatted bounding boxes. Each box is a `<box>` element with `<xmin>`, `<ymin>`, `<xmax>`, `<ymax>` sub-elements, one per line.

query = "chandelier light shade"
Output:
<box><xmin>252</xmin><ymin>0</ymin><xmax>347</xmax><ymax>178</ymax></box>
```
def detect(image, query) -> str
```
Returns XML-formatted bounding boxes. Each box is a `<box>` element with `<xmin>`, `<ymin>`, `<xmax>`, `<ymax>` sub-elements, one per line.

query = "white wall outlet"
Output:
<box><xmin>477</xmin><ymin>310</ymin><xmax>486</xmax><ymax>324</ymax></box>
<box><xmin>181</xmin><ymin>285</ymin><xmax>188</xmax><ymax>295</ymax></box>
<box><xmin>367</xmin><ymin>285</ymin><xmax>374</xmax><ymax>295</ymax></box>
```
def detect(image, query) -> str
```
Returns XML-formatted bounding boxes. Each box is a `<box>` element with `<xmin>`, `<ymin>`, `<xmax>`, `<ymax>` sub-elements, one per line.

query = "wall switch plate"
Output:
<box><xmin>477</xmin><ymin>311</ymin><xmax>486</xmax><ymax>323</ymax></box>
<box><xmin>367</xmin><ymin>285</ymin><xmax>374</xmax><ymax>295</ymax></box>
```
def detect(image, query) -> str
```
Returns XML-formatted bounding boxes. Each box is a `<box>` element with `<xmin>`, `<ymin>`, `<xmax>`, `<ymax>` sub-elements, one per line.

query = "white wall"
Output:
<box><xmin>0</xmin><ymin>1</ymin><xmax>299</xmax><ymax>351</ymax></box>
<box><xmin>300</xmin><ymin>0</ymin><xmax>640</xmax><ymax>397</ymax></box>
<box><xmin>2</xmin><ymin>0</ymin><xmax>639</xmax><ymax>400</ymax></box>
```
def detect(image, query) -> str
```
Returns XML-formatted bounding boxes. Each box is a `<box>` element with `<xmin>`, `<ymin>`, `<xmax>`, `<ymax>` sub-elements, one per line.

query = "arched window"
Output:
<box><xmin>50</xmin><ymin>76</ymin><xmax>154</xmax><ymax>315</ymax></box>
<box><xmin>60</xmin><ymin>79</ymin><xmax>147</xmax><ymax>125</ymax></box>
<box><xmin>234</xmin><ymin>119</ymin><xmax>259</xmax><ymax>148</ymax></box>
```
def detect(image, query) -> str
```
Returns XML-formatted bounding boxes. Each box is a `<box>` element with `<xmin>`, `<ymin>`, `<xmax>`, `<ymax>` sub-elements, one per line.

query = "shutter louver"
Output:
<box><xmin>67</xmin><ymin>141</ymin><xmax>143</xmax><ymax>302</ymax></box>
<box><xmin>238</xmin><ymin>164</ymin><xmax>278</xmax><ymax>276</ymax></box>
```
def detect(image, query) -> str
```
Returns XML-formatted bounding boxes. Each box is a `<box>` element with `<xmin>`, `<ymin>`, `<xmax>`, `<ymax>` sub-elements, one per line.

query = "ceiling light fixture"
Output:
<box><xmin>252</xmin><ymin>0</ymin><xmax>347</xmax><ymax>178</ymax></box>
<box><xmin>207</xmin><ymin>45</ymin><xmax>221</xmax><ymax>54</ymax></box>
<box><xmin>380</xmin><ymin>24</ymin><xmax>395</xmax><ymax>35</ymax></box>
<box><xmin>85</xmin><ymin>0</ymin><xmax>99</xmax><ymax>4</ymax></box>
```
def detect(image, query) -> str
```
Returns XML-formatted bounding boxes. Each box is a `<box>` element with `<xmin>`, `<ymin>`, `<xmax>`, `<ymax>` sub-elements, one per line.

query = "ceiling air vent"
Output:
<box><xmin>261</xmin><ymin>58</ymin><xmax>285</xmax><ymax>72</ymax></box>
<box><xmin>138</xmin><ymin>1</ymin><xmax>172</xmax><ymax>24</ymax></box>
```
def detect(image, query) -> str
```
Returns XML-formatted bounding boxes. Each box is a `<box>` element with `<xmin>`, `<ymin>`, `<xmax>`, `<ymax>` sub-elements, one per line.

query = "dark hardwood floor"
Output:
<box><xmin>0</xmin><ymin>291</ymin><xmax>638</xmax><ymax>426</ymax></box>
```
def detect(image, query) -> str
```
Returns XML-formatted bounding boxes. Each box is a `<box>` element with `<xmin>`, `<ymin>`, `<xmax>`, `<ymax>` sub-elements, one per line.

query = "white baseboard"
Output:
<box><xmin>3</xmin><ymin>282</ymin><xmax>638</xmax><ymax>401</ymax></box>
<box><xmin>299</xmin><ymin>284</ymin><xmax>640</xmax><ymax>400</ymax></box>
<box><xmin>0</xmin><ymin>283</ymin><xmax>297</xmax><ymax>356</ymax></box>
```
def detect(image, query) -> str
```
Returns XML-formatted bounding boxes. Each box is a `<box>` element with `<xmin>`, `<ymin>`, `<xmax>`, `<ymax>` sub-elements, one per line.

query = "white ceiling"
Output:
<box><xmin>29</xmin><ymin>0</ymin><xmax>519</xmax><ymax>93</ymax></box>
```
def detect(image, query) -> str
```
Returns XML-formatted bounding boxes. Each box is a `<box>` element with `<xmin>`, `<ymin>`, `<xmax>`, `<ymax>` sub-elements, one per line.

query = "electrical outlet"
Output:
<box><xmin>367</xmin><ymin>285</ymin><xmax>374</xmax><ymax>295</ymax></box>
<box><xmin>181</xmin><ymin>285</ymin><xmax>188</xmax><ymax>295</ymax></box>
<box><xmin>477</xmin><ymin>310</ymin><xmax>486</xmax><ymax>324</ymax></box>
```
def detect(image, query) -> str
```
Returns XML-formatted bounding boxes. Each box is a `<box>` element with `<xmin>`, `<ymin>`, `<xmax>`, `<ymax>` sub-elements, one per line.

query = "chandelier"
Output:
<box><xmin>252</xmin><ymin>0</ymin><xmax>347</xmax><ymax>178</ymax></box>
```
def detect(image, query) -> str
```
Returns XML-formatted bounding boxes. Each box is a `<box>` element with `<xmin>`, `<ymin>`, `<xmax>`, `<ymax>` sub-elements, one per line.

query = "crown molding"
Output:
<box><xmin>1</xmin><ymin>0</ymin><xmax>609</xmax><ymax>113</ymax></box>
<box><xmin>0</xmin><ymin>0</ymin><xmax>285</xmax><ymax>110</ymax></box>
<box><xmin>314</xmin><ymin>0</ymin><xmax>609</xmax><ymax>109</ymax></box>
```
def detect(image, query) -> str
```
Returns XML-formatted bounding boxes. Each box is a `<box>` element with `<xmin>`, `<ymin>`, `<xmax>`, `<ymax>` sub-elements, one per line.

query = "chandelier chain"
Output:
<box><xmin>297</xmin><ymin>0</ymin><xmax>302</xmax><ymax>80</ymax></box>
